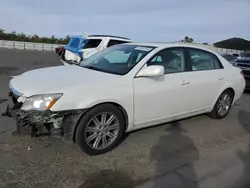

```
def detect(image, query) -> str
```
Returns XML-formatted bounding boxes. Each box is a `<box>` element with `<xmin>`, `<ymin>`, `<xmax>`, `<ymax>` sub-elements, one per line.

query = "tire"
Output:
<box><xmin>208</xmin><ymin>90</ymin><xmax>234</xmax><ymax>119</ymax></box>
<box><xmin>75</xmin><ymin>104</ymin><xmax>126</xmax><ymax>155</ymax></box>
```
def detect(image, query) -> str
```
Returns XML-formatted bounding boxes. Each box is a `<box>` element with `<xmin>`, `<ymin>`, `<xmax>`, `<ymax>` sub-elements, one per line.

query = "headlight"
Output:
<box><xmin>21</xmin><ymin>93</ymin><xmax>63</xmax><ymax>111</ymax></box>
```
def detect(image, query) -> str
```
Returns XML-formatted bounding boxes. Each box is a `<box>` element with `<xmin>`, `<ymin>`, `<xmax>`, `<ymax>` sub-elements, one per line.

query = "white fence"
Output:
<box><xmin>0</xmin><ymin>40</ymin><xmax>245</xmax><ymax>54</ymax></box>
<box><xmin>0</xmin><ymin>40</ymin><xmax>63</xmax><ymax>51</ymax></box>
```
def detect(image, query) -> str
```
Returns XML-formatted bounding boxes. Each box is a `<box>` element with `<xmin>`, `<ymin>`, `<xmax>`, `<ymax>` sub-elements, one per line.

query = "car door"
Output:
<box><xmin>133</xmin><ymin>47</ymin><xmax>193</xmax><ymax>127</ymax></box>
<box><xmin>82</xmin><ymin>39</ymin><xmax>102</xmax><ymax>58</ymax></box>
<box><xmin>183</xmin><ymin>47</ymin><xmax>226</xmax><ymax>110</ymax></box>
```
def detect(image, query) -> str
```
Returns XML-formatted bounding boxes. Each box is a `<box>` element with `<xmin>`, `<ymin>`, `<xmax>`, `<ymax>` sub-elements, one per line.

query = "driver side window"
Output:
<box><xmin>147</xmin><ymin>48</ymin><xmax>186</xmax><ymax>74</ymax></box>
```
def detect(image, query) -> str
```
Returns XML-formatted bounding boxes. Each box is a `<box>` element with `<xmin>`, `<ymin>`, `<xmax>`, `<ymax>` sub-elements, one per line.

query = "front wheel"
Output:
<box><xmin>208</xmin><ymin>90</ymin><xmax>234</xmax><ymax>119</ymax></box>
<box><xmin>75</xmin><ymin>104</ymin><xmax>126</xmax><ymax>155</ymax></box>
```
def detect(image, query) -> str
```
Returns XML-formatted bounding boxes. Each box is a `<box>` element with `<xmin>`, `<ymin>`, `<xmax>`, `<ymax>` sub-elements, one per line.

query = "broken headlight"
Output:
<box><xmin>21</xmin><ymin>93</ymin><xmax>63</xmax><ymax>111</ymax></box>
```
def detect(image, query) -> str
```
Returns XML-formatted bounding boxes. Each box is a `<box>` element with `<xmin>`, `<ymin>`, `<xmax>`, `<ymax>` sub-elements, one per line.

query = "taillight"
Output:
<box><xmin>240</xmin><ymin>70</ymin><xmax>244</xmax><ymax>78</ymax></box>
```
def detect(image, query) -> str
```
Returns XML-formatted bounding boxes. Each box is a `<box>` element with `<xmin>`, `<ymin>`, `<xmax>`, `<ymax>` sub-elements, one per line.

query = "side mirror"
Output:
<box><xmin>136</xmin><ymin>65</ymin><xmax>164</xmax><ymax>78</ymax></box>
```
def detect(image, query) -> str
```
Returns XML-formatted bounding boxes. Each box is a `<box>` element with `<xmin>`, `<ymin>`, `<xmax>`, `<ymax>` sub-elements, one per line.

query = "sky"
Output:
<box><xmin>1</xmin><ymin>0</ymin><xmax>250</xmax><ymax>43</ymax></box>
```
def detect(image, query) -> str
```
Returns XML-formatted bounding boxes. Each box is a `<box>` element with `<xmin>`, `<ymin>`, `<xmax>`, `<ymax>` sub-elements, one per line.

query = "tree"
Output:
<box><xmin>181</xmin><ymin>36</ymin><xmax>194</xmax><ymax>43</ymax></box>
<box><xmin>64</xmin><ymin>35</ymin><xmax>71</xmax><ymax>43</ymax></box>
<box><xmin>17</xmin><ymin>32</ymin><xmax>26</xmax><ymax>41</ymax></box>
<box><xmin>0</xmin><ymin>29</ymin><xmax>5</xmax><ymax>39</ymax></box>
<box><xmin>0</xmin><ymin>28</ymin><xmax>70</xmax><ymax>44</ymax></box>
<box><xmin>189</xmin><ymin>37</ymin><xmax>194</xmax><ymax>43</ymax></box>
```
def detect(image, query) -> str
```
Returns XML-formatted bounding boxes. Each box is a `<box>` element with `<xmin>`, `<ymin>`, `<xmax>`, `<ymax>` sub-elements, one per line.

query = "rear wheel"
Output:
<box><xmin>75</xmin><ymin>104</ymin><xmax>126</xmax><ymax>155</ymax></box>
<box><xmin>208</xmin><ymin>90</ymin><xmax>234</xmax><ymax>119</ymax></box>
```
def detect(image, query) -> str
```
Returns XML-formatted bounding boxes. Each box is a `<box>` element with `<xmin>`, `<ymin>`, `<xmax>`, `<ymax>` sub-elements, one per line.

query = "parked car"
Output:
<box><xmin>221</xmin><ymin>54</ymin><xmax>238</xmax><ymax>64</ymax></box>
<box><xmin>3</xmin><ymin>42</ymin><xmax>245</xmax><ymax>155</ymax></box>
<box><xmin>240</xmin><ymin>52</ymin><xmax>250</xmax><ymax>59</ymax></box>
<box><xmin>232</xmin><ymin>53</ymin><xmax>240</xmax><ymax>58</ymax></box>
<box><xmin>61</xmin><ymin>35</ymin><xmax>131</xmax><ymax>65</ymax></box>
<box><xmin>233</xmin><ymin>58</ymin><xmax>250</xmax><ymax>89</ymax></box>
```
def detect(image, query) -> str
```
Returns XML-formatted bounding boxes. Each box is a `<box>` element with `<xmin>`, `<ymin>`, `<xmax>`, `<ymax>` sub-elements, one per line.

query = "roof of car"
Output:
<box><xmin>88</xmin><ymin>35</ymin><xmax>130</xmax><ymax>40</ymax></box>
<box><xmin>123</xmin><ymin>42</ymin><xmax>210</xmax><ymax>48</ymax></box>
<box><xmin>122</xmin><ymin>42</ymin><xmax>217</xmax><ymax>50</ymax></box>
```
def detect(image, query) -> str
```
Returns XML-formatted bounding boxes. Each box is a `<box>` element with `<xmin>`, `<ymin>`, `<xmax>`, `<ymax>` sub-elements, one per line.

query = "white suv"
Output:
<box><xmin>62</xmin><ymin>35</ymin><xmax>131</xmax><ymax>65</ymax></box>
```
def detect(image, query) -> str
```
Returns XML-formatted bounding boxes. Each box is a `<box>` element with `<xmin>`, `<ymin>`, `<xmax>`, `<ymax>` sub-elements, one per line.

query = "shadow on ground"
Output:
<box><xmin>244</xmin><ymin>90</ymin><xmax>250</xmax><ymax>94</ymax></box>
<box><xmin>231</xmin><ymin>110</ymin><xmax>250</xmax><ymax>188</ymax></box>
<box><xmin>78</xmin><ymin>169</ymin><xmax>135</xmax><ymax>188</ymax></box>
<box><xmin>150</xmin><ymin>121</ymin><xmax>199</xmax><ymax>187</ymax></box>
<box><xmin>0</xmin><ymin>66</ymin><xmax>18</xmax><ymax>76</ymax></box>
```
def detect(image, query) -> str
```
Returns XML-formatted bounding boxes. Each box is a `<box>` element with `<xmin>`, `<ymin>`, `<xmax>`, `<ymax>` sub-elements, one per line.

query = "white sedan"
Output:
<box><xmin>4</xmin><ymin>42</ymin><xmax>245</xmax><ymax>155</ymax></box>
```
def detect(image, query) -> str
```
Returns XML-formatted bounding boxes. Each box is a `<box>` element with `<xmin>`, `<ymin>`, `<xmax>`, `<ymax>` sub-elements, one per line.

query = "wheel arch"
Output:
<box><xmin>226</xmin><ymin>87</ymin><xmax>235</xmax><ymax>97</ymax></box>
<box><xmin>72</xmin><ymin>102</ymin><xmax>129</xmax><ymax>143</ymax></box>
<box><xmin>212</xmin><ymin>86</ymin><xmax>235</xmax><ymax>108</ymax></box>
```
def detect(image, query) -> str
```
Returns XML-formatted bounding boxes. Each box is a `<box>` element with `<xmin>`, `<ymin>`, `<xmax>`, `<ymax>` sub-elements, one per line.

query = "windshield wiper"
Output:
<box><xmin>83</xmin><ymin>65</ymin><xmax>103</xmax><ymax>72</ymax></box>
<box><xmin>82</xmin><ymin>65</ymin><xmax>122</xmax><ymax>75</ymax></box>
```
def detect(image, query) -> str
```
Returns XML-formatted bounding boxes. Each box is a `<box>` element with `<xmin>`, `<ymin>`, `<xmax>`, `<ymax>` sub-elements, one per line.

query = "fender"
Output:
<box><xmin>77</xmin><ymin>98</ymin><xmax>133</xmax><ymax>125</ymax></box>
<box><xmin>212</xmin><ymin>82</ymin><xmax>236</xmax><ymax>108</ymax></box>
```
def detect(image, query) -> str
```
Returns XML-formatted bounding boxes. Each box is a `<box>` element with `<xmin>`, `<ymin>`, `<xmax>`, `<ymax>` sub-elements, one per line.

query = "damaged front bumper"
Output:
<box><xmin>1</xmin><ymin>92</ymin><xmax>85</xmax><ymax>141</ymax></box>
<box><xmin>61</xmin><ymin>50</ymin><xmax>83</xmax><ymax>65</ymax></box>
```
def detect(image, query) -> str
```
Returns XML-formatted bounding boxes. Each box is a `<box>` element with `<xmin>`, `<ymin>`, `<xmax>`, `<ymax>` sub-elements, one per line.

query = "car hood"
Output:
<box><xmin>10</xmin><ymin>65</ymin><xmax>120</xmax><ymax>97</ymax></box>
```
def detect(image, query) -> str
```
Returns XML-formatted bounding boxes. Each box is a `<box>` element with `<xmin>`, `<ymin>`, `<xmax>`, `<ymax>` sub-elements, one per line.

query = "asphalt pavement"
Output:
<box><xmin>0</xmin><ymin>48</ymin><xmax>250</xmax><ymax>188</ymax></box>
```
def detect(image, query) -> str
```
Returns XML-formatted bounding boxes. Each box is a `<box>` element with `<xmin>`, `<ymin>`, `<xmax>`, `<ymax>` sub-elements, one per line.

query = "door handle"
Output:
<box><xmin>180</xmin><ymin>80</ymin><xmax>190</xmax><ymax>85</ymax></box>
<box><xmin>218</xmin><ymin>76</ymin><xmax>224</xmax><ymax>80</ymax></box>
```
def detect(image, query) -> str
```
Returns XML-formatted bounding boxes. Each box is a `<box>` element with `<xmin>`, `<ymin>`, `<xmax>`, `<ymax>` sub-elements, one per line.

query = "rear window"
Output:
<box><xmin>107</xmin><ymin>40</ymin><xmax>130</xmax><ymax>47</ymax></box>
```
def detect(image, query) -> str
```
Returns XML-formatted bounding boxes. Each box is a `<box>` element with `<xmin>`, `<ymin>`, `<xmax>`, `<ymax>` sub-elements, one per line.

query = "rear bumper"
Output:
<box><xmin>2</xmin><ymin>93</ymin><xmax>85</xmax><ymax>141</ymax></box>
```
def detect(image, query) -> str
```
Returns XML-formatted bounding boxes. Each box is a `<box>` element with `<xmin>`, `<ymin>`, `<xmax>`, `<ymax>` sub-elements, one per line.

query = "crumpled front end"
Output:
<box><xmin>2</xmin><ymin>87</ymin><xmax>84</xmax><ymax>141</ymax></box>
<box><xmin>62</xmin><ymin>36</ymin><xmax>87</xmax><ymax>64</ymax></box>
<box><xmin>64</xmin><ymin>50</ymin><xmax>82</xmax><ymax>64</ymax></box>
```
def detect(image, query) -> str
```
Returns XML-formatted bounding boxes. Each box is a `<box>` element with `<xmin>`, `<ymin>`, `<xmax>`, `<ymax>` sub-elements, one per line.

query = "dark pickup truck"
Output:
<box><xmin>234</xmin><ymin>58</ymin><xmax>250</xmax><ymax>89</ymax></box>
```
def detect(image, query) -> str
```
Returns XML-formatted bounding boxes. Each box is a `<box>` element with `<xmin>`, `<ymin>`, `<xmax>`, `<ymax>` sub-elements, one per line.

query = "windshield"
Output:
<box><xmin>79</xmin><ymin>44</ymin><xmax>155</xmax><ymax>75</ymax></box>
<box><xmin>66</xmin><ymin>37</ymin><xmax>87</xmax><ymax>51</ymax></box>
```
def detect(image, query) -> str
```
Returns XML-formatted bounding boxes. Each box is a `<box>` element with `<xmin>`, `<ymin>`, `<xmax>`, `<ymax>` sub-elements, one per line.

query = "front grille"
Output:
<box><xmin>8</xmin><ymin>92</ymin><xmax>23</xmax><ymax>110</ymax></box>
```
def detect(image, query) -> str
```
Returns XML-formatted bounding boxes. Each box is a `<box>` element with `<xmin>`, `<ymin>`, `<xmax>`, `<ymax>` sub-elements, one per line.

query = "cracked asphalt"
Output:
<box><xmin>0</xmin><ymin>48</ymin><xmax>250</xmax><ymax>188</ymax></box>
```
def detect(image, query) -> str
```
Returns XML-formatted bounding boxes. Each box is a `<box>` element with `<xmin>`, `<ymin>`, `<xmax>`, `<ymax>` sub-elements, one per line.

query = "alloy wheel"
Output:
<box><xmin>85</xmin><ymin>112</ymin><xmax>120</xmax><ymax>150</ymax></box>
<box><xmin>217</xmin><ymin>93</ymin><xmax>232</xmax><ymax>116</ymax></box>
